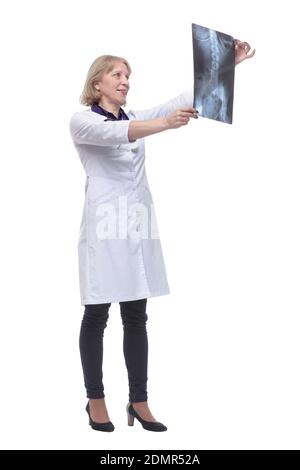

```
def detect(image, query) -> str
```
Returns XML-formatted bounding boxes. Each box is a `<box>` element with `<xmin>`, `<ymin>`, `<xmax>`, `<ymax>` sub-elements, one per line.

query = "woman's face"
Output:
<box><xmin>96</xmin><ymin>61</ymin><xmax>130</xmax><ymax>106</ymax></box>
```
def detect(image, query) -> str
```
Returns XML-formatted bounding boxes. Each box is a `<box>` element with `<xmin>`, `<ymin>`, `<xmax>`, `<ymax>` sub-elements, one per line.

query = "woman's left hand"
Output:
<box><xmin>234</xmin><ymin>39</ymin><xmax>256</xmax><ymax>65</ymax></box>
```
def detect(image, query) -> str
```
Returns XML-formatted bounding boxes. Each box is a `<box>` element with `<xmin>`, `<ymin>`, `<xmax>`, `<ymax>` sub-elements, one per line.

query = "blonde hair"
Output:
<box><xmin>79</xmin><ymin>55</ymin><xmax>132</xmax><ymax>106</ymax></box>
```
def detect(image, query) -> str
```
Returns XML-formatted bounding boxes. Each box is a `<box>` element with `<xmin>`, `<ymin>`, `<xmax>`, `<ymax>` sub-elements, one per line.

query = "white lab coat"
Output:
<box><xmin>69</xmin><ymin>89</ymin><xmax>193</xmax><ymax>304</ymax></box>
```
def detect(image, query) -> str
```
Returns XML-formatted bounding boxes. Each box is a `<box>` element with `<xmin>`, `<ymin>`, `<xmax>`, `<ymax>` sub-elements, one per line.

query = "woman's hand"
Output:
<box><xmin>234</xmin><ymin>39</ymin><xmax>256</xmax><ymax>65</ymax></box>
<box><xmin>165</xmin><ymin>107</ymin><xmax>198</xmax><ymax>129</ymax></box>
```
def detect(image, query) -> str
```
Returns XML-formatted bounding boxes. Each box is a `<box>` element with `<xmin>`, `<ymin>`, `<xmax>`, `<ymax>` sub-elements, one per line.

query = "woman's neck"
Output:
<box><xmin>98</xmin><ymin>99</ymin><xmax>120</xmax><ymax>118</ymax></box>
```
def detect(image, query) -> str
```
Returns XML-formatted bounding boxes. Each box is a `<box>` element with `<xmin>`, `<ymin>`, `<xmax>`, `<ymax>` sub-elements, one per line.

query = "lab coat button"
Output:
<box><xmin>131</xmin><ymin>146</ymin><xmax>138</xmax><ymax>153</ymax></box>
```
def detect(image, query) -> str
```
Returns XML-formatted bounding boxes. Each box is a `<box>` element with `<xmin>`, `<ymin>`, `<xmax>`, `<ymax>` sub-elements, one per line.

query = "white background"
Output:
<box><xmin>0</xmin><ymin>0</ymin><xmax>299</xmax><ymax>450</ymax></box>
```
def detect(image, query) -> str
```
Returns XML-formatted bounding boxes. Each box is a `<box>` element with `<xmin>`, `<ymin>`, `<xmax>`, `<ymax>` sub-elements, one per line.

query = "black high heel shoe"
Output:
<box><xmin>86</xmin><ymin>401</ymin><xmax>115</xmax><ymax>432</ymax></box>
<box><xmin>126</xmin><ymin>401</ymin><xmax>167</xmax><ymax>432</ymax></box>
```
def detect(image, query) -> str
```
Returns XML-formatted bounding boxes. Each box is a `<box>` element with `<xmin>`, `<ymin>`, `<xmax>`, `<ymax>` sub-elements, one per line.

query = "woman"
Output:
<box><xmin>69</xmin><ymin>40</ymin><xmax>255</xmax><ymax>433</ymax></box>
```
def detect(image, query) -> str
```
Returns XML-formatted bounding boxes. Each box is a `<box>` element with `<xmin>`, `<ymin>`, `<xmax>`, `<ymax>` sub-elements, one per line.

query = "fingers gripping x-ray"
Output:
<box><xmin>192</xmin><ymin>23</ymin><xmax>235</xmax><ymax>124</ymax></box>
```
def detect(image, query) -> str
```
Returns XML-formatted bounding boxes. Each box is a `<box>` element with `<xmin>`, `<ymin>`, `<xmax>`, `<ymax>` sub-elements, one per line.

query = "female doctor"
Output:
<box><xmin>69</xmin><ymin>40</ymin><xmax>255</xmax><ymax>432</ymax></box>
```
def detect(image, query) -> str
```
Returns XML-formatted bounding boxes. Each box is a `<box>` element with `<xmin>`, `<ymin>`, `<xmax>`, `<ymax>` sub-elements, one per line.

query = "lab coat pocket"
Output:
<box><xmin>116</xmin><ymin>140</ymin><xmax>139</xmax><ymax>153</ymax></box>
<box><xmin>87</xmin><ymin>176</ymin><xmax>122</xmax><ymax>245</ymax></box>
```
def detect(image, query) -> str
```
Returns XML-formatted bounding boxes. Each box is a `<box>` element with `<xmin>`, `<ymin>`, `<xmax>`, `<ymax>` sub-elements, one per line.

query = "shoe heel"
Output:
<box><xmin>127</xmin><ymin>410</ymin><xmax>134</xmax><ymax>426</ymax></box>
<box><xmin>126</xmin><ymin>402</ymin><xmax>134</xmax><ymax>426</ymax></box>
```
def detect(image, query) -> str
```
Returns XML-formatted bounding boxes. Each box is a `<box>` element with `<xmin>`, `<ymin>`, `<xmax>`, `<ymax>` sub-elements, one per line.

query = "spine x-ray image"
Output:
<box><xmin>192</xmin><ymin>23</ymin><xmax>235</xmax><ymax>124</ymax></box>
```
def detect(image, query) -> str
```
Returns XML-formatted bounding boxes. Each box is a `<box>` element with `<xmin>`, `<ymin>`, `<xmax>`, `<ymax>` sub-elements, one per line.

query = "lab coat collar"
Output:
<box><xmin>91</xmin><ymin>102</ymin><xmax>129</xmax><ymax>121</ymax></box>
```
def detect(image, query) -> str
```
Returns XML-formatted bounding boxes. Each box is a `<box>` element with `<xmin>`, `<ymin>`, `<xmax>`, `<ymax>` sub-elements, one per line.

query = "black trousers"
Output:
<box><xmin>79</xmin><ymin>298</ymin><xmax>148</xmax><ymax>403</ymax></box>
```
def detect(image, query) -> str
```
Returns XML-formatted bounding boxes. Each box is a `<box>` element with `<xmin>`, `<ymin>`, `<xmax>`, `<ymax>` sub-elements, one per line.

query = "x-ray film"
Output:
<box><xmin>192</xmin><ymin>23</ymin><xmax>235</xmax><ymax>124</ymax></box>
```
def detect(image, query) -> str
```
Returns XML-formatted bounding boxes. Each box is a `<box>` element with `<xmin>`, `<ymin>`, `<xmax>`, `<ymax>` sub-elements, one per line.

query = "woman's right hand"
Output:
<box><xmin>165</xmin><ymin>107</ymin><xmax>198</xmax><ymax>129</ymax></box>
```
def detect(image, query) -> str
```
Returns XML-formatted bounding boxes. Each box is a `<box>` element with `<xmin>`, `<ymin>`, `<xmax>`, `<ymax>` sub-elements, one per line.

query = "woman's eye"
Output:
<box><xmin>114</xmin><ymin>73</ymin><xmax>129</xmax><ymax>79</ymax></box>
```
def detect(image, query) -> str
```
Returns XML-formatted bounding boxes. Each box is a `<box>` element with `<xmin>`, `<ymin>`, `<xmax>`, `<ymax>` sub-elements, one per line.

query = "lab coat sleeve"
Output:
<box><xmin>69</xmin><ymin>111</ymin><xmax>134</xmax><ymax>146</ymax></box>
<box><xmin>131</xmin><ymin>88</ymin><xmax>194</xmax><ymax>121</ymax></box>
